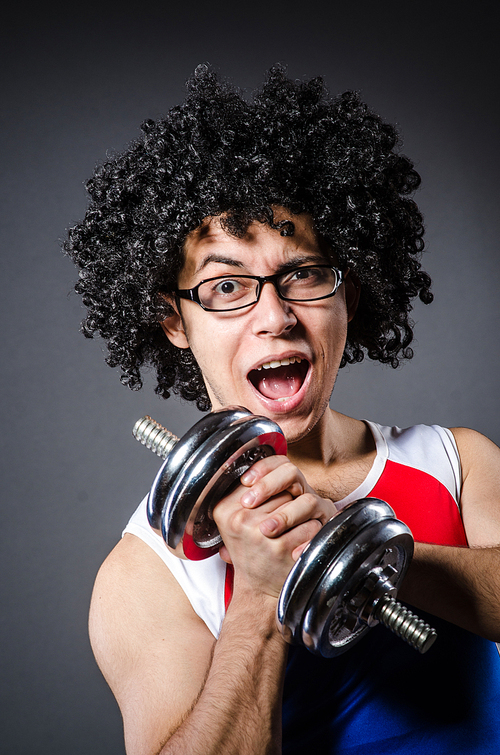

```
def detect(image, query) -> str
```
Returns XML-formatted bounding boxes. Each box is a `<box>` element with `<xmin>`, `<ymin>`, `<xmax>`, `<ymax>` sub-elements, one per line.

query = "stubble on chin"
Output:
<box><xmin>203</xmin><ymin>375</ymin><xmax>228</xmax><ymax>412</ymax></box>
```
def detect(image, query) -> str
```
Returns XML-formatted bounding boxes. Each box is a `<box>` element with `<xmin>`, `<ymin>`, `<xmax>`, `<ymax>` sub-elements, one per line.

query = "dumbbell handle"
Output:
<box><xmin>134</xmin><ymin>415</ymin><xmax>437</xmax><ymax>654</ymax></box>
<box><xmin>133</xmin><ymin>415</ymin><xmax>180</xmax><ymax>458</ymax></box>
<box><xmin>373</xmin><ymin>595</ymin><xmax>436</xmax><ymax>653</ymax></box>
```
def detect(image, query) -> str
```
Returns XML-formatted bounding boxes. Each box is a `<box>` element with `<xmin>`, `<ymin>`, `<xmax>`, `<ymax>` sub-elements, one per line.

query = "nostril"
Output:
<box><xmin>252</xmin><ymin>299</ymin><xmax>297</xmax><ymax>335</ymax></box>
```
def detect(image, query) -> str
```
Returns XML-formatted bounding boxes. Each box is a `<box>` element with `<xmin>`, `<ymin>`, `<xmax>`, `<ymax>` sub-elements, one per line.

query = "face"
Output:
<box><xmin>161</xmin><ymin>209</ymin><xmax>358</xmax><ymax>444</ymax></box>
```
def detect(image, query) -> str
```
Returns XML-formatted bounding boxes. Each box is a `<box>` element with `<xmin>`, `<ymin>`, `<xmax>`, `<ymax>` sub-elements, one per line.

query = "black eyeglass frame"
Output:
<box><xmin>174</xmin><ymin>265</ymin><xmax>344</xmax><ymax>312</ymax></box>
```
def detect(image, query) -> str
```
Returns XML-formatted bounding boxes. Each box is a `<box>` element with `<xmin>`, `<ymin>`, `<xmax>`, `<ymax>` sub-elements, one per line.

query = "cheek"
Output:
<box><xmin>187</xmin><ymin>321</ymin><xmax>239</xmax><ymax>374</ymax></box>
<box><xmin>314</xmin><ymin>311</ymin><xmax>348</xmax><ymax>372</ymax></box>
<box><xmin>315</xmin><ymin>304</ymin><xmax>348</xmax><ymax>344</ymax></box>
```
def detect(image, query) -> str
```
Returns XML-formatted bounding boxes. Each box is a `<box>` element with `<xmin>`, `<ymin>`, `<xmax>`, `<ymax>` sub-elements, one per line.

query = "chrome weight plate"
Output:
<box><xmin>162</xmin><ymin>414</ymin><xmax>286</xmax><ymax>560</ymax></box>
<box><xmin>277</xmin><ymin>498</ymin><xmax>401</xmax><ymax>645</ymax></box>
<box><xmin>301</xmin><ymin>518</ymin><xmax>413</xmax><ymax>657</ymax></box>
<box><xmin>147</xmin><ymin>407</ymin><xmax>252</xmax><ymax>529</ymax></box>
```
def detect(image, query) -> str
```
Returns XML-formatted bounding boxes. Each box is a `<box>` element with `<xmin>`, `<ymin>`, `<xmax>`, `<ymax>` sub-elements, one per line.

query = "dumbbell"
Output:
<box><xmin>133</xmin><ymin>408</ymin><xmax>437</xmax><ymax>656</ymax></box>
<box><xmin>134</xmin><ymin>407</ymin><xmax>287</xmax><ymax>560</ymax></box>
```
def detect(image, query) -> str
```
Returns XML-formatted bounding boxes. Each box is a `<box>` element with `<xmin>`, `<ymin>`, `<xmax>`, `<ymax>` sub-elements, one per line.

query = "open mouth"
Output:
<box><xmin>247</xmin><ymin>357</ymin><xmax>310</xmax><ymax>401</ymax></box>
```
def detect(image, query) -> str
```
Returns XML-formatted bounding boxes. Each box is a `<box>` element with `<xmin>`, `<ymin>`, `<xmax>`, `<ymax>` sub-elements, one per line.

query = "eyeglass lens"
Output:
<box><xmin>198</xmin><ymin>266</ymin><xmax>338</xmax><ymax>311</ymax></box>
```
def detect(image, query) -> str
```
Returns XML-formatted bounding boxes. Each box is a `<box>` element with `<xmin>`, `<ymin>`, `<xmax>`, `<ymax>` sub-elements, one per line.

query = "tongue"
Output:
<box><xmin>254</xmin><ymin>364</ymin><xmax>305</xmax><ymax>399</ymax></box>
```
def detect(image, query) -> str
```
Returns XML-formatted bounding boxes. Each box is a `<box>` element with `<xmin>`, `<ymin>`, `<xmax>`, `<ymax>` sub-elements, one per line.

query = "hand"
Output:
<box><xmin>213</xmin><ymin>482</ymin><xmax>322</xmax><ymax>599</ymax></box>
<box><xmin>213</xmin><ymin>455</ymin><xmax>337</xmax><ymax>598</ymax></box>
<box><xmin>239</xmin><ymin>455</ymin><xmax>338</xmax><ymax>557</ymax></box>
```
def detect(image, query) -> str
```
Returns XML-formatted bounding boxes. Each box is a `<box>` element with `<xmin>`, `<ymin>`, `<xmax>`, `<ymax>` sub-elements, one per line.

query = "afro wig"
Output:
<box><xmin>65</xmin><ymin>64</ymin><xmax>432</xmax><ymax>411</ymax></box>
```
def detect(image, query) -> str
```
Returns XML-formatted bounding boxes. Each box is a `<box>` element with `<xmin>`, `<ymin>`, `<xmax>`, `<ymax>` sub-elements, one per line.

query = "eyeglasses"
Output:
<box><xmin>175</xmin><ymin>265</ymin><xmax>343</xmax><ymax>312</ymax></box>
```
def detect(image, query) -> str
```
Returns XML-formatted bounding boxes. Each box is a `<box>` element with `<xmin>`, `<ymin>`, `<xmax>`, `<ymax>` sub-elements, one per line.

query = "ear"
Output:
<box><xmin>159</xmin><ymin>296</ymin><xmax>190</xmax><ymax>349</ymax></box>
<box><xmin>344</xmin><ymin>270</ymin><xmax>361</xmax><ymax>323</ymax></box>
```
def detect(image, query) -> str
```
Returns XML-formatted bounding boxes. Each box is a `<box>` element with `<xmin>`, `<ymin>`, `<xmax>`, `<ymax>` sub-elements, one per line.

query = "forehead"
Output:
<box><xmin>181</xmin><ymin>210</ymin><xmax>326</xmax><ymax>280</ymax></box>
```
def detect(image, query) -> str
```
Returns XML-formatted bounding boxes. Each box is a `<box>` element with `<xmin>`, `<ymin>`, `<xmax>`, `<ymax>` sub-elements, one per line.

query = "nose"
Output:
<box><xmin>251</xmin><ymin>280</ymin><xmax>297</xmax><ymax>337</ymax></box>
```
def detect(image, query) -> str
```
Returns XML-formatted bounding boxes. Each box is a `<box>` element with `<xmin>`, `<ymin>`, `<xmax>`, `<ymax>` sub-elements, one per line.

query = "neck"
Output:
<box><xmin>286</xmin><ymin>408</ymin><xmax>346</xmax><ymax>469</ymax></box>
<box><xmin>286</xmin><ymin>408</ymin><xmax>376</xmax><ymax>503</ymax></box>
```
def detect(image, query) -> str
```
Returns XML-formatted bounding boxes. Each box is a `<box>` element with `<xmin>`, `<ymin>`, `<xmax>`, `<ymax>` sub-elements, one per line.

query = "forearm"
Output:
<box><xmin>398</xmin><ymin>541</ymin><xmax>500</xmax><ymax>641</ymax></box>
<box><xmin>154</xmin><ymin>463</ymin><xmax>324</xmax><ymax>755</ymax></box>
<box><xmin>158</xmin><ymin>589</ymin><xmax>288</xmax><ymax>755</ymax></box>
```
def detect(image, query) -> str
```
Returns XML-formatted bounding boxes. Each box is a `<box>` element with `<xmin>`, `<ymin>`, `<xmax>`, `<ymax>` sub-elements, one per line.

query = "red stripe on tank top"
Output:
<box><xmin>224</xmin><ymin>563</ymin><xmax>234</xmax><ymax>610</ymax></box>
<box><xmin>369</xmin><ymin>460</ymin><xmax>468</xmax><ymax>546</ymax></box>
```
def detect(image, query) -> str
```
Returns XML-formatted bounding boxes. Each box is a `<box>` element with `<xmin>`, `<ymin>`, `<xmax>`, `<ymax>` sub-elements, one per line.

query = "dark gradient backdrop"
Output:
<box><xmin>1</xmin><ymin>2</ymin><xmax>499</xmax><ymax>752</ymax></box>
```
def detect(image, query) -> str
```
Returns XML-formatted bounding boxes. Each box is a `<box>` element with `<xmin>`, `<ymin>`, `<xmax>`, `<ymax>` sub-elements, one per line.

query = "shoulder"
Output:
<box><xmin>89</xmin><ymin>535</ymin><xmax>216</xmax><ymax>753</ymax></box>
<box><xmin>90</xmin><ymin>533</ymin><xmax>214</xmax><ymax>672</ymax></box>
<box><xmin>449</xmin><ymin>426</ymin><xmax>500</xmax><ymax>473</ymax></box>
<box><xmin>448</xmin><ymin>426</ymin><xmax>500</xmax><ymax>496</ymax></box>
<box><xmin>448</xmin><ymin>428</ymin><xmax>500</xmax><ymax>547</ymax></box>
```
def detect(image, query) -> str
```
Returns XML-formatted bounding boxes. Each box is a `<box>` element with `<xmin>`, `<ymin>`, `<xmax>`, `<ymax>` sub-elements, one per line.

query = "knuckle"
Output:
<box><xmin>273</xmin><ymin>535</ymin><xmax>292</xmax><ymax>560</ymax></box>
<box><xmin>251</xmin><ymin>479</ymin><xmax>267</xmax><ymax>498</ymax></box>
<box><xmin>284</xmin><ymin>460</ymin><xmax>299</xmax><ymax>477</ymax></box>
<box><xmin>305</xmin><ymin>516</ymin><xmax>322</xmax><ymax>534</ymax></box>
<box><xmin>273</xmin><ymin>512</ymin><xmax>287</xmax><ymax>531</ymax></box>
<box><xmin>232</xmin><ymin>506</ymin><xmax>249</xmax><ymax>529</ymax></box>
<box><xmin>273</xmin><ymin>454</ymin><xmax>288</xmax><ymax>466</ymax></box>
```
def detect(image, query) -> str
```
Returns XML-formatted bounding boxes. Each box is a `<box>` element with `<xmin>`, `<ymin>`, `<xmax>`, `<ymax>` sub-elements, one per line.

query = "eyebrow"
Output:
<box><xmin>194</xmin><ymin>253</ymin><xmax>329</xmax><ymax>277</ymax></box>
<box><xmin>194</xmin><ymin>254</ymin><xmax>245</xmax><ymax>275</ymax></box>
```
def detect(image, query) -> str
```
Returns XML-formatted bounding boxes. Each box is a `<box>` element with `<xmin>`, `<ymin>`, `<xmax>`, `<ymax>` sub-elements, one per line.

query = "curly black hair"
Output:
<box><xmin>65</xmin><ymin>64</ymin><xmax>432</xmax><ymax>412</ymax></box>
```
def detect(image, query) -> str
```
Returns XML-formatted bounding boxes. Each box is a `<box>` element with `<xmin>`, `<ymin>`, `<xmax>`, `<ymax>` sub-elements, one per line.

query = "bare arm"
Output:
<box><xmin>398</xmin><ymin>427</ymin><xmax>500</xmax><ymax>641</ymax></box>
<box><xmin>90</xmin><ymin>534</ymin><xmax>216</xmax><ymax>755</ymax></box>
<box><xmin>397</xmin><ymin>541</ymin><xmax>500</xmax><ymax>640</ymax></box>
<box><xmin>160</xmin><ymin>587</ymin><xmax>288</xmax><ymax>755</ymax></box>
<box><xmin>89</xmin><ymin>486</ymin><xmax>322</xmax><ymax>755</ymax></box>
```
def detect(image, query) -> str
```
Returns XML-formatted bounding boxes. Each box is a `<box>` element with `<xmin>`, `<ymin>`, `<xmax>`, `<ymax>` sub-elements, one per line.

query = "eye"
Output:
<box><xmin>287</xmin><ymin>267</ymin><xmax>323</xmax><ymax>284</ymax></box>
<box><xmin>213</xmin><ymin>279</ymin><xmax>243</xmax><ymax>295</ymax></box>
<box><xmin>291</xmin><ymin>268</ymin><xmax>314</xmax><ymax>280</ymax></box>
<box><xmin>198</xmin><ymin>275</ymin><xmax>257</xmax><ymax>310</ymax></box>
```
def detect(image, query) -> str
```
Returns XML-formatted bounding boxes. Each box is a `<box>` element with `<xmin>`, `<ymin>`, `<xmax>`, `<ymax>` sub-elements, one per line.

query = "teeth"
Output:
<box><xmin>256</xmin><ymin>356</ymin><xmax>302</xmax><ymax>371</ymax></box>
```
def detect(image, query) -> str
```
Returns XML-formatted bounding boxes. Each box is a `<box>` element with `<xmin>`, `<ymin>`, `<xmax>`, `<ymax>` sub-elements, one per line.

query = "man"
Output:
<box><xmin>66</xmin><ymin>65</ymin><xmax>500</xmax><ymax>754</ymax></box>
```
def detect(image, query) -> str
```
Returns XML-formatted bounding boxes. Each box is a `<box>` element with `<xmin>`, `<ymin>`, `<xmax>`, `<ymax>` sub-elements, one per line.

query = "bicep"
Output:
<box><xmin>89</xmin><ymin>534</ymin><xmax>216</xmax><ymax>755</ymax></box>
<box><xmin>451</xmin><ymin>427</ymin><xmax>500</xmax><ymax>547</ymax></box>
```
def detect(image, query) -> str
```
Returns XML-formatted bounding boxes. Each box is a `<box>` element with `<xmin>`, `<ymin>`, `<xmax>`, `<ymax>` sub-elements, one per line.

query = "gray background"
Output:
<box><xmin>1</xmin><ymin>1</ymin><xmax>499</xmax><ymax>752</ymax></box>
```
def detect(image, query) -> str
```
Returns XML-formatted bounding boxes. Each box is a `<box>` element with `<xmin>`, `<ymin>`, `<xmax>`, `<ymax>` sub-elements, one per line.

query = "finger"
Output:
<box><xmin>239</xmin><ymin>454</ymin><xmax>289</xmax><ymax>486</ymax></box>
<box><xmin>213</xmin><ymin>490</ymin><xmax>295</xmax><ymax>539</ymax></box>
<box><xmin>218</xmin><ymin>545</ymin><xmax>232</xmax><ymax>565</ymax></box>
<box><xmin>292</xmin><ymin>541</ymin><xmax>311</xmax><ymax>561</ymax></box>
<box><xmin>276</xmin><ymin>518</ymin><xmax>323</xmax><ymax>557</ymax></box>
<box><xmin>240</xmin><ymin>461</ymin><xmax>309</xmax><ymax>508</ymax></box>
<box><xmin>259</xmin><ymin>493</ymin><xmax>336</xmax><ymax>537</ymax></box>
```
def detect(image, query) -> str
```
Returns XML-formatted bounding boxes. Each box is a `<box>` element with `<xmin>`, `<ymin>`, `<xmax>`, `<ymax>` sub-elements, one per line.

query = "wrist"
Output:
<box><xmin>224</xmin><ymin>582</ymin><xmax>284</xmax><ymax>642</ymax></box>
